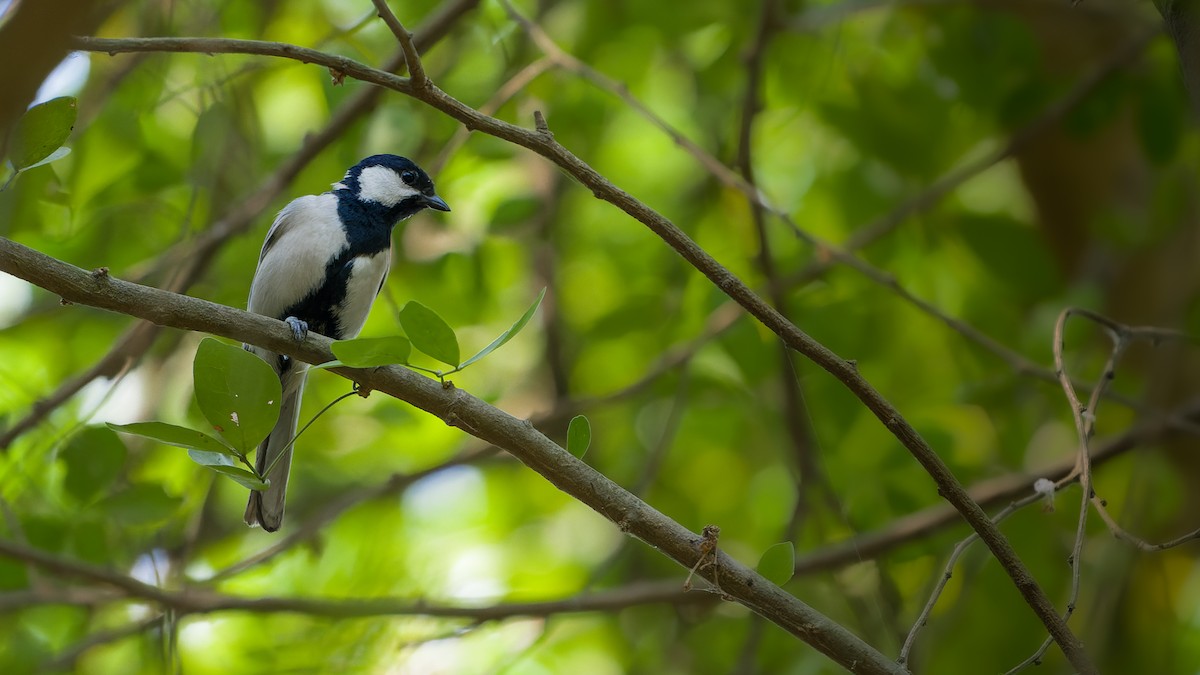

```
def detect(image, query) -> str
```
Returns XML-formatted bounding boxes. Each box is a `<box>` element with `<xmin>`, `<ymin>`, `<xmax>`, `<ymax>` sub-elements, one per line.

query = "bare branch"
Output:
<box><xmin>371</xmin><ymin>0</ymin><xmax>427</xmax><ymax>86</ymax></box>
<box><xmin>0</xmin><ymin>237</ymin><xmax>904</xmax><ymax>675</ymax></box>
<box><xmin>67</xmin><ymin>33</ymin><xmax>1096</xmax><ymax>671</ymax></box>
<box><xmin>792</xmin><ymin>398</ymin><xmax>1200</xmax><ymax>575</ymax></box>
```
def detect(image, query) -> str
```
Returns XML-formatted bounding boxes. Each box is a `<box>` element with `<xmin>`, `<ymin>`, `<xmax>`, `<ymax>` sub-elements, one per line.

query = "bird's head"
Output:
<box><xmin>333</xmin><ymin>154</ymin><xmax>450</xmax><ymax>222</ymax></box>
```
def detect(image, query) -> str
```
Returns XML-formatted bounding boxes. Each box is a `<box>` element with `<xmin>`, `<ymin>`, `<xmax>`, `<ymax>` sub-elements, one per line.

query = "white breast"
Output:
<box><xmin>248</xmin><ymin>194</ymin><xmax>348</xmax><ymax>320</ymax></box>
<box><xmin>336</xmin><ymin>252</ymin><xmax>391</xmax><ymax>339</ymax></box>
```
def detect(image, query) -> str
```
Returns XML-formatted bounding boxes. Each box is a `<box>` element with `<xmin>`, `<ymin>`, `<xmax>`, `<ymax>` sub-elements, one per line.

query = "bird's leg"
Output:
<box><xmin>284</xmin><ymin>316</ymin><xmax>309</xmax><ymax>342</ymax></box>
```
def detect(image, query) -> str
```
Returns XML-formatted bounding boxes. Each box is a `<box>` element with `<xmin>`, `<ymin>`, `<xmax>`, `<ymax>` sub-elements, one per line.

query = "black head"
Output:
<box><xmin>334</xmin><ymin>154</ymin><xmax>450</xmax><ymax>222</ymax></box>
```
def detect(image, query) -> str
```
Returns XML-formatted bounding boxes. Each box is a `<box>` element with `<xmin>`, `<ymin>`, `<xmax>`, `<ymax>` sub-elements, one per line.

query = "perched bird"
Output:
<box><xmin>243</xmin><ymin>154</ymin><xmax>450</xmax><ymax>531</ymax></box>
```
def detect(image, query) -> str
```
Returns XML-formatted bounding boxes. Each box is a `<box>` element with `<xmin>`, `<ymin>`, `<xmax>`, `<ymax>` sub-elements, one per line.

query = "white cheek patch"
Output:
<box><xmin>357</xmin><ymin>165</ymin><xmax>422</xmax><ymax>207</ymax></box>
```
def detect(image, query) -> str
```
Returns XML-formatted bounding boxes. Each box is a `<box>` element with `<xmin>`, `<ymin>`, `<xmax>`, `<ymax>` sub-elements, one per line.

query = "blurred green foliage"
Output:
<box><xmin>1</xmin><ymin>0</ymin><xmax>1198</xmax><ymax>673</ymax></box>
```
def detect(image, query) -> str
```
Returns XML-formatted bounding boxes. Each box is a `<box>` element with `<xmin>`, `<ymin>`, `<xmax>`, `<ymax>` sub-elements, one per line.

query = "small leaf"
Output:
<box><xmin>100</xmin><ymin>484</ymin><xmax>180</xmax><ymax>526</ymax></box>
<box><xmin>398</xmin><ymin>301</ymin><xmax>460</xmax><ymax>367</ymax></box>
<box><xmin>331</xmin><ymin>336</ymin><xmax>411</xmax><ymax>367</ymax></box>
<box><xmin>187</xmin><ymin>449</ymin><xmax>236</xmax><ymax>467</ymax></box>
<box><xmin>567</xmin><ymin>415</ymin><xmax>591</xmax><ymax>459</ymax></box>
<box><xmin>17</xmin><ymin>146</ymin><xmax>71</xmax><ymax>173</ymax></box>
<box><xmin>9</xmin><ymin>96</ymin><xmax>77</xmax><ymax>170</ymax></box>
<box><xmin>310</xmin><ymin>360</ymin><xmax>345</xmax><ymax>371</ymax></box>
<box><xmin>206</xmin><ymin>465</ymin><xmax>270</xmax><ymax>491</ymax></box>
<box><xmin>459</xmin><ymin>288</ymin><xmax>546</xmax><ymax>370</ymax></box>
<box><xmin>108</xmin><ymin>421</ymin><xmax>236</xmax><ymax>457</ymax></box>
<box><xmin>61</xmin><ymin>426</ymin><xmax>127</xmax><ymax>503</ymax></box>
<box><xmin>193</xmin><ymin>338</ymin><xmax>282</xmax><ymax>454</ymax></box>
<box><xmin>756</xmin><ymin>542</ymin><xmax>795</xmax><ymax>586</ymax></box>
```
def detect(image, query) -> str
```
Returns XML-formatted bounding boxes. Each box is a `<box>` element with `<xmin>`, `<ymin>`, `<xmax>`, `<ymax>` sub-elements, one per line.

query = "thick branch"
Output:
<box><xmin>68</xmin><ymin>35</ymin><xmax>1092</xmax><ymax>670</ymax></box>
<box><xmin>0</xmin><ymin>237</ymin><xmax>904</xmax><ymax>675</ymax></box>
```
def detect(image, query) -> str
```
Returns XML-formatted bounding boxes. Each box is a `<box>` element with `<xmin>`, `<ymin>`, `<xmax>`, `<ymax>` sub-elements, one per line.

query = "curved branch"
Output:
<box><xmin>68</xmin><ymin>34</ymin><xmax>1093</xmax><ymax>670</ymax></box>
<box><xmin>0</xmin><ymin>237</ymin><xmax>904</xmax><ymax>675</ymax></box>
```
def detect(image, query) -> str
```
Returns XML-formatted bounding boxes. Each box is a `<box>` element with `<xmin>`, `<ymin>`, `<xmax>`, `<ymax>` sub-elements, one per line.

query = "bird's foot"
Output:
<box><xmin>284</xmin><ymin>316</ymin><xmax>309</xmax><ymax>342</ymax></box>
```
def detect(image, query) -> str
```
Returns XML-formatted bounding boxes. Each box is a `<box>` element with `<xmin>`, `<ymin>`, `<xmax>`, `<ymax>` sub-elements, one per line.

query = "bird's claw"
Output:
<box><xmin>284</xmin><ymin>316</ymin><xmax>309</xmax><ymax>342</ymax></box>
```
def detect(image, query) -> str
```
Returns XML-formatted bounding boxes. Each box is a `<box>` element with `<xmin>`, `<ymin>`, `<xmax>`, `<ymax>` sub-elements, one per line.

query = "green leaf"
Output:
<box><xmin>756</xmin><ymin>541</ymin><xmax>795</xmax><ymax>586</ymax></box>
<box><xmin>459</xmin><ymin>288</ymin><xmax>546</xmax><ymax>370</ymax></box>
<box><xmin>186</xmin><ymin>449</ymin><xmax>236</xmax><ymax>467</ymax></box>
<box><xmin>9</xmin><ymin>96</ymin><xmax>77</xmax><ymax>170</ymax></box>
<box><xmin>399</xmin><ymin>301</ymin><xmax>460</xmax><ymax>367</ymax></box>
<box><xmin>331</xmin><ymin>336</ymin><xmax>411</xmax><ymax>367</ymax></box>
<box><xmin>192</xmin><ymin>338</ymin><xmax>282</xmax><ymax>454</ymax></box>
<box><xmin>206</xmin><ymin>465</ymin><xmax>270</xmax><ymax>491</ymax></box>
<box><xmin>61</xmin><ymin>426</ymin><xmax>127</xmax><ymax>503</ymax></box>
<box><xmin>100</xmin><ymin>484</ymin><xmax>180</xmax><ymax>526</ymax></box>
<box><xmin>310</xmin><ymin>360</ymin><xmax>344</xmax><ymax>371</ymax></box>
<box><xmin>567</xmin><ymin>415</ymin><xmax>591</xmax><ymax>459</ymax></box>
<box><xmin>108</xmin><ymin>421</ymin><xmax>236</xmax><ymax>457</ymax></box>
<box><xmin>18</xmin><ymin>146</ymin><xmax>71</xmax><ymax>172</ymax></box>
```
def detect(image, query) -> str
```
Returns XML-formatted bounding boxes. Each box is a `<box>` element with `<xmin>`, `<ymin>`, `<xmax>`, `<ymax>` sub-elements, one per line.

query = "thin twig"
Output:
<box><xmin>1007</xmin><ymin>309</ymin><xmax>1193</xmax><ymax>673</ymax></box>
<box><xmin>65</xmin><ymin>31</ymin><xmax>1101</xmax><ymax>671</ymax></box>
<box><xmin>0</xmin><ymin>237</ymin><xmax>904</xmax><ymax>674</ymax></box>
<box><xmin>371</xmin><ymin>0</ymin><xmax>426</xmax><ymax>86</ymax></box>
<box><xmin>0</xmin><ymin>537</ymin><xmax>713</xmax><ymax>619</ymax></box>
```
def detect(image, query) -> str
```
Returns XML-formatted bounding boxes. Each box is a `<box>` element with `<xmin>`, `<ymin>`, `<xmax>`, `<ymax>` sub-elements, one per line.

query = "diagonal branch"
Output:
<box><xmin>0</xmin><ymin>236</ymin><xmax>904</xmax><ymax>675</ymax></box>
<box><xmin>371</xmin><ymin>0</ymin><xmax>427</xmax><ymax>86</ymax></box>
<box><xmin>66</xmin><ymin>33</ymin><xmax>1094</xmax><ymax>671</ymax></box>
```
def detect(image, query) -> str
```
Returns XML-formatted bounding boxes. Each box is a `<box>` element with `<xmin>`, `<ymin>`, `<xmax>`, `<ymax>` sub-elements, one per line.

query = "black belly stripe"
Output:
<box><xmin>280</xmin><ymin>250</ymin><xmax>358</xmax><ymax>341</ymax></box>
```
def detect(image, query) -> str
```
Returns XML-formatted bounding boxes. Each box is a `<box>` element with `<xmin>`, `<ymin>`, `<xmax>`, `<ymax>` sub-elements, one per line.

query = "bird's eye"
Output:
<box><xmin>400</xmin><ymin>170</ymin><xmax>417</xmax><ymax>185</ymax></box>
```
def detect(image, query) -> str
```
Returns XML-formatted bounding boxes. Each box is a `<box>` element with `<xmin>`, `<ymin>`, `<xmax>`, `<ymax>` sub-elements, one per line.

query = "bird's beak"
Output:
<box><xmin>423</xmin><ymin>194</ymin><xmax>451</xmax><ymax>212</ymax></box>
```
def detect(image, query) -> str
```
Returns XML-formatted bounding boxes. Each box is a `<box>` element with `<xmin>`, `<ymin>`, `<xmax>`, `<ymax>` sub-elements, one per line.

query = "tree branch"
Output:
<box><xmin>371</xmin><ymin>0</ymin><xmax>427</xmax><ymax>87</ymax></box>
<box><xmin>0</xmin><ymin>236</ymin><xmax>904</xmax><ymax>675</ymax></box>
<box><xmin>0</xmin><ymin>539</ymin><xmax>710</xmax><ymax>620</ymax></box>
<box><xmin>66</xmin><ymin>32</ymin><xmax>1098</xmax><ymax>670</ymax></box>
<box><xmin>1</xmin><ymin>0</ymin><xmax>481</xmax><ymax>451</ymax></box>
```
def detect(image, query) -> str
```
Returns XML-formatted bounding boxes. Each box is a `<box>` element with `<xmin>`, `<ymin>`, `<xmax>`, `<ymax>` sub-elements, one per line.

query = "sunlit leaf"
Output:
<box><xmin>331</xmin><ymin>336</ymin><xmax>412</xmax><ymax>367</ymax></box>
<box><xmin>9</xmin><ymin>96</ymin><xmax>77</xmax><ymax>170</ymax></box>
<box><xmin>756</xmin><ymin>542</ymin><xmax>795</xmax><ymax>586</ymax></box>
<box><xmin>459</xmin><ymin>288</ymin><xmax>546</xmax><ymax>370</ymax></box>
<box><xmin>567</xmin><ymin>414</ymin><xmax>591</xmax><ymax>459</ymax></box>
<box><xmin>61</xmin><ymin>426</ymin><xmax>127</xmax><ymax>503</ymax></box>
<box><xmin>187</xmin><ymin>449</ymin><xmax>236</xmax><ymax>467</ymax></box>
<box><xmin>399</xmin><ymin>301</ymin><xmax>459</xmax><ymax>367</ymax></box>
<box><xmin>17</xmin><ymin>146</ymin><xmax>71</xmax><ymax>173</ymax></box>
<box><xmin>108</xmin><ymin>421</ymin><xmax>236</xmax><ymax>456</ymax></box>
<box><xmin>192</xmin><ymin>338</ymin><xmax>282</xmax><ymax>454</ymax></box>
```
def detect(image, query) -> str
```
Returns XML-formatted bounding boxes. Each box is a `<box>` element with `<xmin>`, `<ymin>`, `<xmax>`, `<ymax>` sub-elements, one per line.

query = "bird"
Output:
<box><xmin>243</xmin><ymin>154</ymin><xmax>450</xmax><ymax>532</ymax></box>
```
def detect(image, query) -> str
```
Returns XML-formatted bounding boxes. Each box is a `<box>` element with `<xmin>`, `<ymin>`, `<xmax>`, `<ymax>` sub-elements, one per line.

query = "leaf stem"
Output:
<box><xmin>259</xmin><ymin>389</ymin><xmax>359</xmax><ymax>480</ymax></box>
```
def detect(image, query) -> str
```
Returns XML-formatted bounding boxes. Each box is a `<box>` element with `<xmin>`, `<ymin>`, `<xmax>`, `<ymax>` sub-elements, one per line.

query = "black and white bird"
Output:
<box><xmin>244</xmin><ymin>154</ymin><xmax>450</xmax><ymax>532</ymax></box>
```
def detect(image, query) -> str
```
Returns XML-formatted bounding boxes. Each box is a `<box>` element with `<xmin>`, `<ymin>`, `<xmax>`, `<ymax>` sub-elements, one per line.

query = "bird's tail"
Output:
<box><xmin>245</xmin><ymin>363</ymin><xmax>307</xmax><ymax>532</ymax></box>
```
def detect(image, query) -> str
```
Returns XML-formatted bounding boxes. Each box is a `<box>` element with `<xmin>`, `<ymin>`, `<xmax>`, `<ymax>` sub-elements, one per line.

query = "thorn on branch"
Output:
<box><xmin>534</xmin><ymin>110</ymin><xmax>553</xmax><ymax>138</ymax></box>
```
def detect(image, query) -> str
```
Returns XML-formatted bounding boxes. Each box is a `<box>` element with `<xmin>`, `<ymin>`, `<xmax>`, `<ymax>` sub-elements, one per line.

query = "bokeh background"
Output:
<box><xmin>2</xmin><ymin>0</ymin><xmax>1199</xmax><ymax>673</ymax></box>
